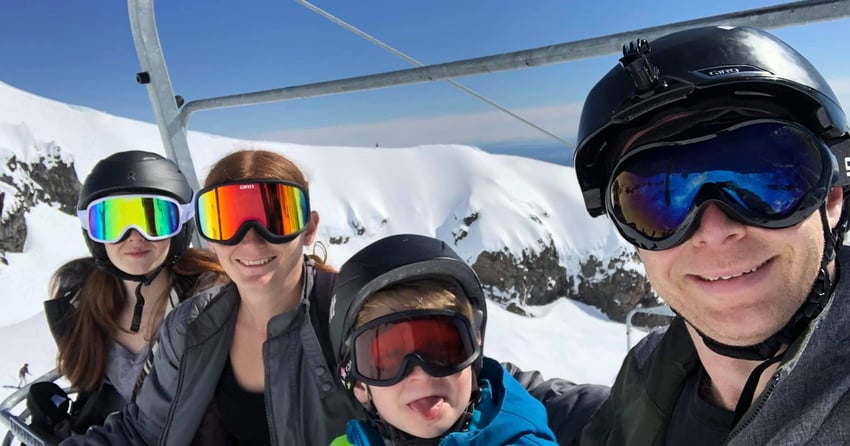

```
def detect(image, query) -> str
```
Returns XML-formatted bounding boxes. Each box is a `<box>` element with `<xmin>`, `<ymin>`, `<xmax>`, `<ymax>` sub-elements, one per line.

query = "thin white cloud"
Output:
<box><xmin>255</xmin><ymin>102</ymin><xmax>583</xmax><ymax>148</ymax></box>
<box><xmin>256</xmin><ymin>76</ymin><xmax>850</xmax><ymax>149</ymax></box>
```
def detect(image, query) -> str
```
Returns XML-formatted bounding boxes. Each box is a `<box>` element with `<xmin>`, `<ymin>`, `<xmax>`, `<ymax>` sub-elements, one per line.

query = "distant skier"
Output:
<box><xmin>17</xmin><ymin>363</ymin><xmax>30</xmax><ymax>387</ymax></box>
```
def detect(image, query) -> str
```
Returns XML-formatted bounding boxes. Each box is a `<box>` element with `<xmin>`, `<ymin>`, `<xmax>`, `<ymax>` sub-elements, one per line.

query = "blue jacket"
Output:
<box><xmin>333</xmin><ymin>357</ymin><xmax>559</xmax><ymax>445</ymax></box>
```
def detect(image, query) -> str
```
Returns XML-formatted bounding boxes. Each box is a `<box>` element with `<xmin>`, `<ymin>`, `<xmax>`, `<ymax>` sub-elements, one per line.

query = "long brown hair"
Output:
<box><xmin>204</xmin><ymin>149</ymin><xmax>333</xmax><ymax>271</ymax></box>
<box><xmin>54</xmin><ymin>248</ymin><xmax>226</xmax><ymax>392</ymax></box>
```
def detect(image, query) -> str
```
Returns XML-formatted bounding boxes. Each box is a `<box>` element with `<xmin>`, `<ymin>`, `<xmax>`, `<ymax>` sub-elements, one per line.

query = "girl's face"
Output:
<box><xmin>104</xmin><ymin>229</ymin><xmax>171</xmax><ymax>276</ymax></box>
<box><xmin>353</xmin><ymin>365</ymin><xmax>474</xmax><ymax>439</ymax></box>
<box><xmin>208</xmin><ymin>211</ymin><xmax>319</xmax><ymax>291</ymax></box>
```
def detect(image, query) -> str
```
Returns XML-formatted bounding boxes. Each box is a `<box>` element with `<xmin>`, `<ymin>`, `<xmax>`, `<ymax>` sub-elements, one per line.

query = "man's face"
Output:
<box><xmin>637</xmin><ymin>187</ymin><xmax>843</xmax><ymax>346</ymax></box>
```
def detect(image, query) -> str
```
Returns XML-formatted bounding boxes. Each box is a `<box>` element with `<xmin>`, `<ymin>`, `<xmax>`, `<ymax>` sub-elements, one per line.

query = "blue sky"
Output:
<box><xmin>2</xmin><ymin>1</ymin><xmax>849</xmax><ymax>161</ymax></box>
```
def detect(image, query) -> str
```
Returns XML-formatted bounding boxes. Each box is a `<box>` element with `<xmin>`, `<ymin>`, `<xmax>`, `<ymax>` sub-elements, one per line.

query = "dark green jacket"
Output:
<box><xmin>581</xmin><ymin>248</ymin><xmax>850</xmax><ymax>445</ymax></box>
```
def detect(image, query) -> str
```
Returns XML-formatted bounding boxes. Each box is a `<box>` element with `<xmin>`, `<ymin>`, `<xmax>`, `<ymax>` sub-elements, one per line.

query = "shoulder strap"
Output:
<box><xmin>172</xmin><ymin>273</ymin><xmax>197</xmax><ymax>301</ymax></box>
<box><xmin>310</xmin><ymin>268</ymin><xmax>338</xmax><ymax>371</ymax></box>
<box><xmin>134</xmin><ymin>287</ymin><xmax>182</xmax><ymax>397</ymax></box>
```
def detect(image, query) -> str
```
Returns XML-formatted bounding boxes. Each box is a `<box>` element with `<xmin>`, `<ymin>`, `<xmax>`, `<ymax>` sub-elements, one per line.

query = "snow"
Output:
<box><xmin>0</xmin><ymin>79</ymin><xmax>648</xmax><ymax>438</ymax></box>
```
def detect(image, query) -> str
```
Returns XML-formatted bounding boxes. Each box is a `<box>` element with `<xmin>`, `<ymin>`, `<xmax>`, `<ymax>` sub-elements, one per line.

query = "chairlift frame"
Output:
<box><xmin>2</xmin><ymin>1</ymin><xmax>850</xmax><ymax>444</ymax></box>
<box><xmin>625</xmin><ymin>304</ymin><xmax>677</xmax><ymax>351</ymax></box>
<box><xmin>130</xmin><ymin>0</ymin><xmax>850</xmax><ymax>194</ymax></box>
<box><xmin>0</xmin><ymin>370</ymin><xmax>64</xmax><ymax>446</ymax></box>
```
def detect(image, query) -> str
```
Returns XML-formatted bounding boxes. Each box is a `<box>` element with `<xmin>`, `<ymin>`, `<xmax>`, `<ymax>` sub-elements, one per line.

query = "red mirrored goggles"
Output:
<box><xmin>195</xmin><ymin>179</ymin><xmax>310</xmax><ymax>245</ymax></box>
<box><xmin>348</xmin><ymin>310</ymin><xmax>480</xmax><ymax>387</ymax></box>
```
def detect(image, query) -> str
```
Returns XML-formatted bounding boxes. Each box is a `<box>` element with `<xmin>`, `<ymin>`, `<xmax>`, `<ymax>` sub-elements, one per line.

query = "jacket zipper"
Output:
<box><xmin>159</xmin><ymin>344</ymin><xmax>190</xmax><ymax>446</ymax></box>
<box><xmin>264</xmin><ymin>338</ymin><xmax>278</xmax><ymax>446</ymax></box>
<box><xmin>721</xmin><ymin>371</ymin><xmax>780</xmax><ymax>445</ymax></box>
<box><xmin>266</xmin><ymin>268</ymin><xmax>312</xmax><ymax>445</ymax></box>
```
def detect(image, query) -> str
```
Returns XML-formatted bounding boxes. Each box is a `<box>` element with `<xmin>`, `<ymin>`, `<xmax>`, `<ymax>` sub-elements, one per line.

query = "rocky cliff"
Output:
<box><xmin>0</xmin><ymin>142</ymin><xmax>80</xmax><ymax>264</ymax></box>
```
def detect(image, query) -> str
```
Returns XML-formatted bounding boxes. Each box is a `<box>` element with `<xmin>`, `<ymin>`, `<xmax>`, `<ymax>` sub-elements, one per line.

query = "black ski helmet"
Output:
<box><xmin>574</xmin><ymin>25</ymin><xmax>850</xmax><ymax>217</ymax></box>
<box><xmin>77</xmin><ymin>150</ymin><xmax>195</xmax><ymax>281</ymax></box>
<box><xmin>329</xmin><ymin>234</ymin><xmax>488</xmax><ymax>383</ymax></box>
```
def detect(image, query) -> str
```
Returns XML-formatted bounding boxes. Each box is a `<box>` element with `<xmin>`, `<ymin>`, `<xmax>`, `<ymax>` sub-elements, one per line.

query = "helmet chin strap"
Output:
<box><xmin>129</xmin><ymin>263</ymin><xmax>170</xmax><ymax>333</ymax></box>
<box><xmin>683</xmin><ymin>204</ymin><xmax>837</xmax><ymax>425</ymax></box>
<box><xmin>94</xmin><ymin>254</ymin><xmax>174</xmax><ymax>333</ymax></box>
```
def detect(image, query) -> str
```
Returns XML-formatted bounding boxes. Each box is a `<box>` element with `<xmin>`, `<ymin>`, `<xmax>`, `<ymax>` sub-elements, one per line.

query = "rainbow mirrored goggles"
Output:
<box><xmin>606</xmin><ymin>119</ymin><xmax>839</xmax><ymax>251</ymax></box>
<box><xmin>77</xmin><ymin>194</ymin><xmax>194</xmax><ymax>244</ymax></box>
<box><xmin>195</xmin><ymin>179</ymin><xmax>310</xmax><ymax>245</ymax></box>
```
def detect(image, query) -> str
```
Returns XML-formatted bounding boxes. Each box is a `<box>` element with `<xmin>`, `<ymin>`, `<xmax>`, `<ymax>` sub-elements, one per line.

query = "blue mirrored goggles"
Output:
<box><xmin>606</xmin><ymin>120</ymin><xmax>839</xmax><ymax>251</ymax></box>
<box><xmin>78</xmin><ymin>194</ymin><xmax>194</xmax><ymax>244</ymax></box>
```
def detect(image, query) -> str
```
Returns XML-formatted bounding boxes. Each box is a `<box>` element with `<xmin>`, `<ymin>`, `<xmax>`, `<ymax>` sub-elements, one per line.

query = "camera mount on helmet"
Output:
<box><xmin>619</xmin><ymin>38</ymin><xmax>664</xmax><ymax>94</ymax></box>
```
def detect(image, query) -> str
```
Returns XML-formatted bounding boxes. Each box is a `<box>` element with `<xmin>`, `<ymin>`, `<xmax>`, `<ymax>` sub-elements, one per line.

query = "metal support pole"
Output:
<box><xmin>128</xmin><ymin>0</ymin><xmax>204</xmax><ymax>248</ymax></box>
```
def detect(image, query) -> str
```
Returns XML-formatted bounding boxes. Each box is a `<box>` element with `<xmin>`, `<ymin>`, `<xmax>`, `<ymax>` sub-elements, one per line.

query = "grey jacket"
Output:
<box><xmin>581</xmin><ymin>248</ymin><xmax>850</xmax><ymax>445</ymax></box>
<box><xmin>62</xmin><ymin>263</ymin><xmax>363</xmax><ymax>445</ymax></box>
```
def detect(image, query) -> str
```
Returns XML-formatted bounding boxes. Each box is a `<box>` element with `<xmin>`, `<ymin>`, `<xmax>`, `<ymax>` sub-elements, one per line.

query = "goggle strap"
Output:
<box><xmin>472</xmin><ymin>308</ymin><xmax>484</xmax><ymax>334</ymax></box>
<box><xmin>831</xmin><ymin>138</ymin><xmax>850</xmax><ymax>187</ymax></box>
<box><xmin>178</xmin><ymin>201</ymin><xmax>194</xmax><ymax>223</ymax></box>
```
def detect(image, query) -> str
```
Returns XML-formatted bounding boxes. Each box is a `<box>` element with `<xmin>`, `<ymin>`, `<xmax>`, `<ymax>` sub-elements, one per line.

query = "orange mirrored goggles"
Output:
<box><xmin>195</xmin><ymin>180</ymin><xmax>310</xmax><ymax>244</ymax></box>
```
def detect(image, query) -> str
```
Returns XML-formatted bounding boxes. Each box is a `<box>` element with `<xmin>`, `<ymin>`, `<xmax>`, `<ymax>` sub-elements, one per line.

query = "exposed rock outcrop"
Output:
<box><xmin>473</xmin><ymin>238</ymin><xmax>567</xmax><ymax>315</ymax></box>
<box><xmin>0</xmin><ymin>144</ymin><xmax>80</xmax><ymax>263</ymax></box>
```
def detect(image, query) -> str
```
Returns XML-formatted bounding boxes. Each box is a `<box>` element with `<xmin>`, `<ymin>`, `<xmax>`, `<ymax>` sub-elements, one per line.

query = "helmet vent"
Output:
<box><xmin>619</xmin><ymin>39</ymin><xmax>662</xmax><ymax>93</ymax></box>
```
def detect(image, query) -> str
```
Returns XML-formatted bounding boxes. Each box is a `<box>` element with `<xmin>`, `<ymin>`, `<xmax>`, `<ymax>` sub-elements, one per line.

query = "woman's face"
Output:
<box><xmin>209</xmin><ymin>211</ymin><xmax>319</xmax><ymax>291</ymax></box>
<box><xmin>104</xmin><ymin>229</ymin><xmax>171</xmax><ymax>276</ymax></box>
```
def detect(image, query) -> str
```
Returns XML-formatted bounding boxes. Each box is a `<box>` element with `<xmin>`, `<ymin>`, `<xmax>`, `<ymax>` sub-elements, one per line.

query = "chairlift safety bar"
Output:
<box><xmin>0</xmin><ymin>369</ymin><xmax>63</xmax><ymax>446</ymax></box>
<box><xmin>625</xmin><ymin>304</ymin><xmax>676</xmax><ymax>351</ymax></box>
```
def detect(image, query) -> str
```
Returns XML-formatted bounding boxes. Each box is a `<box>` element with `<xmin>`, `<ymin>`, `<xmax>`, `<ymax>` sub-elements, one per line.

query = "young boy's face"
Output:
<box><xmin>351</xmin><ymin>303</ymin><xmax>476</xmax><ymax>439</ymax></box>
<box><xmin>353</xmin><ymin>364</ymin><xmax>474</xmax><ymax>439</ymax></box>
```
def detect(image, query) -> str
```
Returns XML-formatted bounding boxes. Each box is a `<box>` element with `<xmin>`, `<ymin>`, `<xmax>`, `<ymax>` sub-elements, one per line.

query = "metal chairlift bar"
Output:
<box><xmin>294</xmin><ymin>0</ymin><xmax>573</xmax><ymax>148</ymax></box>
<box><xmin>128</xmin><ymin>0</ymin><xmax>850</xmax><ymax>192</ymax></box>
<box><xmin>625</xmin><ymin>305</ymin><xmax>676</xmax><ymax>350</ymax></box>
<box><xmin>178</xmin><ymin>0</ymin><xmax>850</xmax><ymax>125</ymax></box>
<box><xmin>0</xmin><ymin>369</ymin><xmax>63</xmax><ymax>446</ymax></box>
<box><xmin>128</xmin><ymin>0</ymin><xmax>204</xmax><ymax>247</ymax></box>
